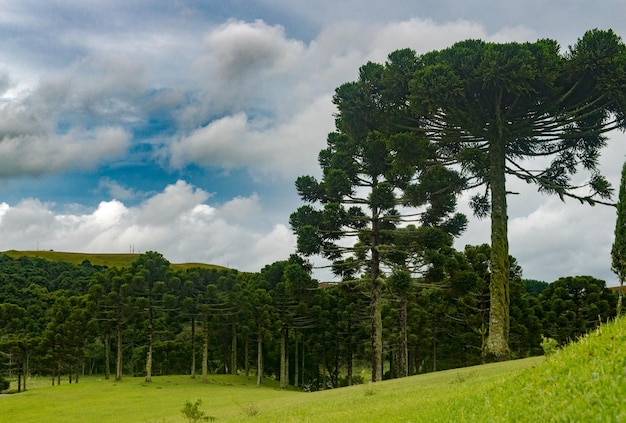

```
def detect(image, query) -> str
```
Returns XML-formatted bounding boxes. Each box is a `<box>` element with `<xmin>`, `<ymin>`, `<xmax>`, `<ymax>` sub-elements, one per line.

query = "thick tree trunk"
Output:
<box><xmin>244</xmin><ymin>336</ymin><xmax>250</xmax><ymax>377</ymax></box>
<box><xmin>371</xmin><ymin>284</ymin><xmax>383</xmax><ymax>382</ymax></box>
<box><xmin>104</xmin><ymin>331</ymin><xmax>110</xmax><ymax>380</ymax></box>
<box><xmin>202</xmin><ymin>313</ymin><xmax>209</xmax><ymax>382</ymax></box>
<box><xmin>301</xmin><ymin>340</ymin><xmax>305</xmax><ymax>387</ymax></box>
<box><xmin>398</xmin><ymin>297</ymin><xmax>408</xmax><ymax>378</ymax></box>
<box><xmin>294</xmin><ymin>334</ymin><xmax>299</xmax><ymax>388</ymax></box>
<box><xmin>231</xmin><ymin>322</ymin><xmax>237</xmax><ymax>375</ymax></box>
<box><xmin>279</xmin><ymin>326</ymin><xmax>288</xmax><ymax>388</ymax></box>
<box><xmin>115</xmin><ymin>313</ymin><xmax>123</xmax><ymax>381</ymax></box>
<box><xmin>190</xmin><ymin>316</ymin><xmax>196</xmax><ymax>378</ymax></box>
<box><xmin>370</xmin><ymin>200</ymin><xmax>383</xmax><ymax>382</ymax></box>
<box><xmin>23</xmin><ymin>353</ymin><xmax>29</xmax><ymax>391</ymax></box>
<box><xmin>322</xmin><ymin>329</ymin><xmax>328</xmax><ymax>389</ymax></box>
<box><xmin>432</xmin><ymin>312</ymin><xmax>437</xmax><ymax>372</ymax></box>
<box><xmin>486</xmin><ymin>120</ymin><xmax>511</xmax><ymax>359</ymax></box>
<box><xmin>256</xmin><ymin>329</ymin><xmax>263</xmax><ymax>387</ymax></box>
<box><xmin>145</xmin><ymin>306</ymin><xmax>153</xmax><ymax>382</ymax></box>
<box><xmin>347</xmin><ymin>319</ymin><xmax>353</xmax><ymax>386</ymax></box>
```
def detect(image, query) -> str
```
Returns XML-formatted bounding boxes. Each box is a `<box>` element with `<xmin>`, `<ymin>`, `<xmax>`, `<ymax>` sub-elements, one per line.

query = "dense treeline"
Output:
<box><xmin>0</xmin><ymin>250</ymin><xmax>617</xmax><ymax>392</ymax></box>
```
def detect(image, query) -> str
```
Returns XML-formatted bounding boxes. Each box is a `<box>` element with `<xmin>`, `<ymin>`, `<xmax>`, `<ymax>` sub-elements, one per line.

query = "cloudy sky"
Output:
<box><xmin>1</xmin><ymin>1</ymin><xmax>626</xmax><ymax>285</ymax></box>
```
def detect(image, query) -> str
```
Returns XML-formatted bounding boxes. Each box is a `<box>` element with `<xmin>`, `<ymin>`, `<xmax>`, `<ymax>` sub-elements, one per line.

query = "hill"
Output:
<box><xmin>0</xmin><ymin>250</ymin><xmax>229</xmax><ymax>272</ymax></box>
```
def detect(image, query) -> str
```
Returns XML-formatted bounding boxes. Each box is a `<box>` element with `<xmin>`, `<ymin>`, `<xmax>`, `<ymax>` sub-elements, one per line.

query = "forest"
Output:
<box><xmin>0</xmin><ymin>249</ymin><xmax>617</xmax><ymax>393</ymax></box>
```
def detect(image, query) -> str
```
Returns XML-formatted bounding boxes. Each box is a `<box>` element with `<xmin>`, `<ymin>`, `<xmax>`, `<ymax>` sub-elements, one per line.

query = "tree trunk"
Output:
<box><xmin>370</xmin><ymin>201</ymin><xmax>383</xmax><ymax>382</ymax></box>
<box><xmin>145</xmin><ymin>306</ymin><xmax>153</xmax><ymax>382</ymax></box>
<box><xmin>398</xmin><ymin>296</ymin><xmax>408</xmax><ymax>378</ymax></box>
<box><xmin>301</xmin><ymin>340</ymin><xmax>305</xmax><ymax>387</ymax></box>
<box><xmin>231</xmin><ymin>321</ymin><xmax>237</xmax><ymax>375</ymax></box>
<box><xmin>322</xmin><ymin>329</ymin><xmax>328</xmax><ymax>389</ymax></box>
<box><xmin>294</xmin><ymin>334</ymin><xmax>299</xmax><ymax>388</ymax></box>
<box><xmin>280</xmin><ymin>326</ymin><xmax>288</xmax><ymax>388</ymax></box>
<box><xmin>370</xmin><ymin>284</ymin><xmax>383</xmax><ymax>382</ymax></box>
<box><xmin>347</xmin><ymin>322</ymin><xmax>353</xmax><ymax>386</ymax></box>
<box><xmin>190</xmin><ymin>316</ymin><xmax>196</xmax><ymax>378</ymax></box>
<box><xmin>104</xmin><ymin>331</ymin><xmax>110</xmax><ymax>380</ymax></box>
<box><xmin>202</xmin><ymin>313</ymin><xmax>209</xmax><ymax>382</ymax></box>
<box><xmin>115</xmin><ymin>313</ymin><xmax>123</xmax><ymax>381</ymax></box>
<box><xmin>256</xmin><ymin>328</ymin><xmax>263</xmax><ymax>387</ymax></box>
<box><xmin>244</xmin><ymin>336</ymin><xmax>250</xmax><ymax>377</ymax></box>
<box><xmin>432</xmin><ymin>312</ymin><xmax>437</xmax><ymax>372</ymax></box>
<box><xmin>23</xmin><ymin>353</ymin><xmax>29</xmax><ymax>391</ymax></box>
<box><xmin>486</xmin><ymin>122</ymin><xmax>511</xmax><ymax>359</ymax></box>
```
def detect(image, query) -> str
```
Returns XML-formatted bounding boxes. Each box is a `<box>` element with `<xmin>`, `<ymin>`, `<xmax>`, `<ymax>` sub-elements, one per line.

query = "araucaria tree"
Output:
<box><xmin>406</xmin><ymin>29</ymin><xmax>626</xmax><ymax>357</ymax></box>
<box><xmin>290</xmin><ymin>59</ymin><xmax>465</xmax><ymax>381</ymax></box>
<box><xmin>611</xmin><ymin>161</ymin><xmax>626</xmax><ymax>317</ymax></box>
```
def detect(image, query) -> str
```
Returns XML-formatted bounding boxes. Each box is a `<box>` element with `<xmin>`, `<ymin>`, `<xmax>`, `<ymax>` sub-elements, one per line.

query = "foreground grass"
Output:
<box><xmin>0</xmin><ymin>360</ymin><xmax>540</xmax><ymax>422</ymax></box>
<box><xmin>1</xmin><ymin>250</ymin><xmax>227</xmax><ymax>271</ymax></box>
<box><xmin>456</xmin><ymin>317</ymin><xmax>626</xmax><ymax>422</ymax></box>
<box><xmin>1</xmin><ymin>317</ymin><xmax>624</xmax><ymax>422</ymax></box>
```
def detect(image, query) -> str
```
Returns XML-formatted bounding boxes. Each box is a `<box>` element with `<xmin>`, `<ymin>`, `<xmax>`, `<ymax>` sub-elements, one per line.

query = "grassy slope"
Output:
<box><xmin>0</xmin><ymin>360</ymin><xmax>540</xmax><ymax>423</ymax></box>
<box><xmin>0</xmin><ymin>250</ymin><xmax>228</xmax><ymax>272</ymax></box>
<box><xmin>457</xmin><ymin>317</ymin><xmax>626</xmax><ymax>422</ymax></box>
<box><xmin>2</xmin><ymin>317</ymin><xmax>626</xmax><ymax>422</ymax></box>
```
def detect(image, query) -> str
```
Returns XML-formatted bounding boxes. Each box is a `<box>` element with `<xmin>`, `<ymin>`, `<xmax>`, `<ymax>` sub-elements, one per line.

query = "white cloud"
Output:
<box><xmin>169</xmin><ymin>94</ymin><xmax>334</xmax><ymax>178</ymax></box>
<box><xmin>0</xmin><ymin>126</ymin><xmax>130</xmax><ymax>177</ymax></box>
<box><xmin>508</xmin><ymin>197</ymin><xmax>617</xmax><ymax>283</ymax></box>
<box><xmin>0</xmin><ymin>180</ymin><xmax>296</xmax><ymax>272</ymax></box>
<box><xmin>97</xmin><ymin>177</ymin><xmax>137</xmax><ymax>200</ymax></box>
<box><xmin>215</xmin><ymin>194</ymin><xmax>262</xmax><ymax>223</ymax></box>
<box><xmin>206</xmin><ymin>19</ymin><xmax>304</xmax><ymax>80</ymax></box>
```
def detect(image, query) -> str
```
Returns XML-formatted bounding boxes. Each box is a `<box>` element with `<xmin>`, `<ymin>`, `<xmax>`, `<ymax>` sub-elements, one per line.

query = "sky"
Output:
<box><xmin>1</xmin><ymin>1</ymin><xmax>626</xmax><ymax>285</ymax></box>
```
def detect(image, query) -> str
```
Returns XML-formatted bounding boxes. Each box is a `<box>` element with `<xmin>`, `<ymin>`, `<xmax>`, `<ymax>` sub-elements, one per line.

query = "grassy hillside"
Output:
<box><xmin>0</xmin><ymin>359</ymin><xmax>542</xmax><ymax>423</ymax></box>
<box><xmin>1</xmin><ymin>250</ymin><xmax>228</xmax><ymax>272</ymax></box>
<box><xmin>1</xmin><ymin>312</ymin><xmax>624</xmax><ymax>422</ymax></box>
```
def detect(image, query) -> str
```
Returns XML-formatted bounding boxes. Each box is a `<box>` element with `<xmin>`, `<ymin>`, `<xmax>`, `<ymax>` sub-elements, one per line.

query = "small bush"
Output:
<box><xmin>540</xmin><ymin>335</ymin><xmax>559</xmax><ymax>356</ymax></box>
<box><xmin>181</xmin><ymin>399</ymin><xmax>215</xmax><ymax>423</ymax></box>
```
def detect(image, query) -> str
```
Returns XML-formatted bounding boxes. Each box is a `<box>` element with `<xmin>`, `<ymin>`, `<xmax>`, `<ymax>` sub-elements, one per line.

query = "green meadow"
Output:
<box><xmin>2</xmin><ymin>317</ymin><xmax>625</xmax><ymax>423</ymax></box>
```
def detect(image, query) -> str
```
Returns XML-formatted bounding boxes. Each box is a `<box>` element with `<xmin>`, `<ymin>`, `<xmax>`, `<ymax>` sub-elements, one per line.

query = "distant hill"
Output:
<box><xmin>0</xmin><ymin>250</ymin><xmax>229</xmax><ymax>272</ymax></box>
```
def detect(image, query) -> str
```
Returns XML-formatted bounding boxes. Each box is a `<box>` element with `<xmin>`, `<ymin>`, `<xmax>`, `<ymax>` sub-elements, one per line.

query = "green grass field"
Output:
<box><xmin>3</xmin><ymin>317</ymin><xmax>625</xmax><ymax>422</ymax></box>
<box><xmin>0</xmin><ymin>250</ymin><xmax>228</xmax><ymax>272</ymax></box>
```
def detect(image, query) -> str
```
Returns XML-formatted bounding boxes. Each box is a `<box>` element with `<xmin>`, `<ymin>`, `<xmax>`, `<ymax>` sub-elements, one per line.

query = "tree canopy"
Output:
<box><xmin>290</xmin><ymin>60</ymin><xmax>466</xmax><ymax>380</ymax></box>
<box><xmin>611</xmin><ymin>161</ymin><xmax>626</xmax><ymax>316</ymax></box>
<box><xmin>379</xmin><ymin>29</ymin><xmax>626</xmax><ymax>357</ymax></box>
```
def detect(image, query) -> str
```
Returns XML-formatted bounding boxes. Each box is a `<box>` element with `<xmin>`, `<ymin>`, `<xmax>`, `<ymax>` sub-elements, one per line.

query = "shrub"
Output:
<box><xmin>181</xmin><ymin>399</ymin><xmax>215</xmax><ymax>423</ymax></box>
<box><xmin>540</xmin><ymin>335</ymin><xmax>559</xmax><ymax>356</ymax></box>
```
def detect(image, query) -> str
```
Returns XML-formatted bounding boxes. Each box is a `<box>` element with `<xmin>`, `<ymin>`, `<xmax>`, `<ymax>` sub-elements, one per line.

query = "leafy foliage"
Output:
<box><xmin>181</xmin><ymin>398</ymin><xmax>214</xmax><ymax>423</ymax></box>
<box><xmin>611</xmin><ymin>161</ymin><xmax>626</xmax><ymax>316</ymax></box>
<box><xmin>382</xmin><ymin>29</ymin><xmax>626</xmax><ymax>358</ymax></box>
